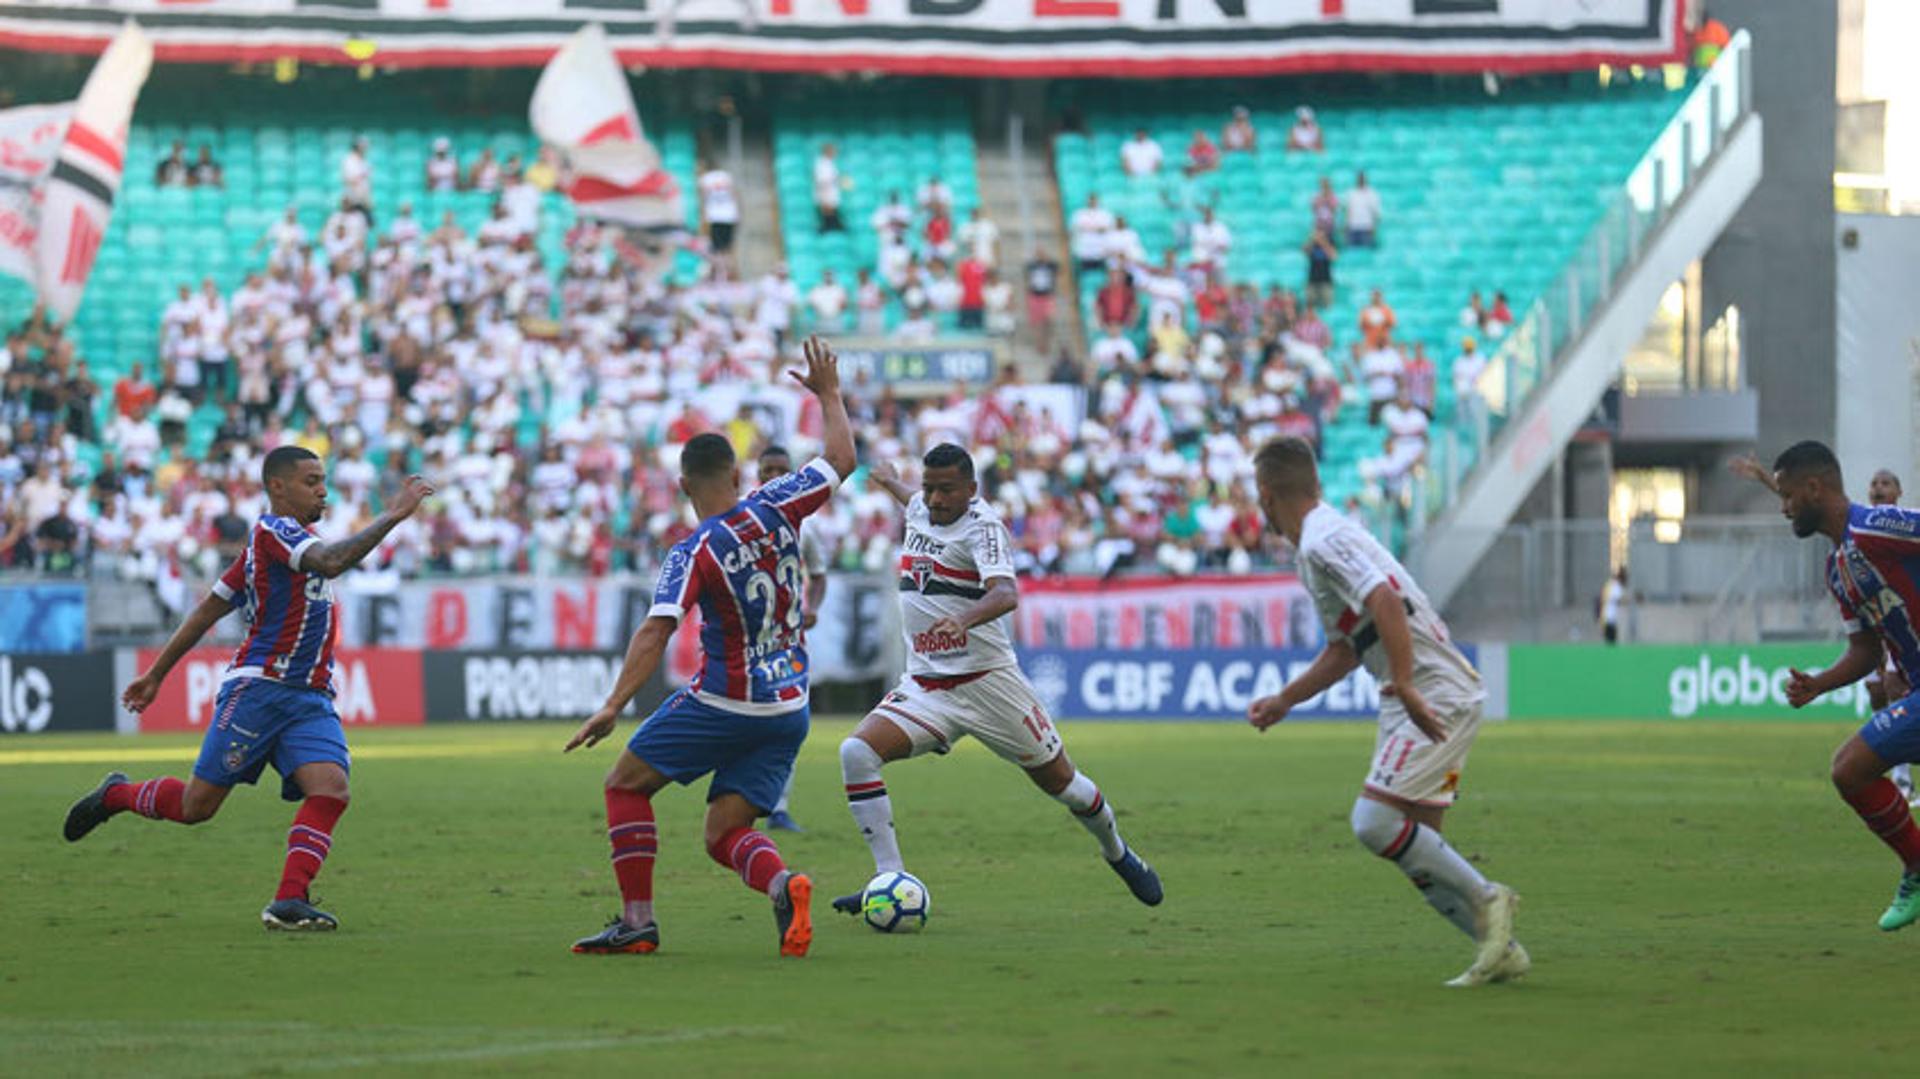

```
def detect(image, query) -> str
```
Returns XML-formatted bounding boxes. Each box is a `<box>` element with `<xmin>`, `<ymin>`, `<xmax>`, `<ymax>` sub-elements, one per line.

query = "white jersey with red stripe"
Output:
<box><xmin>1296</xmin><ymin>503</ymin><xmax>1480</xmax><ymax>707</ymax></box>
<box><xmin>647</xmin><ymin>456</ymin><xmax>840</xmax><ymax>715</ymax></box>
<box><xmin>897</xmin><ymin>493</ymin><xmax>1019</xmax><ymax>677</ymax></box>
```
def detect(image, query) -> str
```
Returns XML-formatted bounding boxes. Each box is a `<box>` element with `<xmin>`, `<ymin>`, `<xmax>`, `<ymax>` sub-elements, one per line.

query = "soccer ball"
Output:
<box><xmin>861</xmin><ymin>871</ymin><xmax>930</xmax><ymax>933</ymax></box>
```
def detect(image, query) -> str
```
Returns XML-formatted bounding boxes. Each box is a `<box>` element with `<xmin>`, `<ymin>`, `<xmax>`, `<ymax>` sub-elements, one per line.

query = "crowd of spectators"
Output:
<box><xmin>1</xmin><ymin>105</ymin><xmax>1499</xmax><ymax>588</ymax></box>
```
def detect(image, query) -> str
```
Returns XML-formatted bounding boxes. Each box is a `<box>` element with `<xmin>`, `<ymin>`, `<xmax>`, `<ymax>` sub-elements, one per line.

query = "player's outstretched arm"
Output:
<box><xmin>1787</xmin><ymin>631</ymin><xmax>1884</xmax><ymax>708</ymax></box>
<box><xmin>302</xmin><ymin>474</ymin><xmax>435</xmax><ymax>579</ymax></box>
<box><xmin>790</xmin><ymin>336</ymin><xmax>858</xmax><ymax>481</ymax></box>
<box><xmin>122</xmin><ymin>593</ymin><xmax>233</xmax><ymax>713</ymax></box>
<box><xmin>566</xmin><ymin>616</ymin><xmax>676</xmax><ymax>752</ymax></box>
<box><xmin>867</xmin><ymin>459</ymin><xmax>914</xmax><ymax>507</ymax></box>
<box><xmin>1366</xmin><ymin>584</ymin><xmax>1447</xmax><ymax>743</ymax></box>
<box><xmin>1249</xmin><ymin>639</ymin><xmax>1358</xmax><ymax>731</ymax></box>
<box><xmin>1728</xmin><ymin>454</ymin><xmax>1780</xmax><ymax>496</ymax></box>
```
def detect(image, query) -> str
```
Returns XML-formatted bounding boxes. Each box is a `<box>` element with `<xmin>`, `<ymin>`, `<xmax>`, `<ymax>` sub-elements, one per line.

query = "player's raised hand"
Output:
<box><xmin>870</xmin><ymin>458</ymin><xmax>901</xmax><ymax>488</ymax></box>
<box><xmin>387</xmin><ymin>474</ymin><xmax>436</xmax><ymax>520</ymax></box>
<box><xmin>1248</xmin><ymin>694</ymin><xmax>1290</xmax><ymax>731</ymax></box>
<box><xmin>1383</xmin><ymin>683</ymin><xmax>1448</xmax><ymax>743</ymax></box>
<box><xmin>1728</xmin><ymin>454</ymin><xmax>1778</xmax><ymax>495</ymax></box>
<box><xmin>120</xmin><ymin>674</ymin><xmax>161</xmax><ymax>714</ymax></box>
<box><xmin>788</xmin><ymin>335</ymin><xmax>842</xmax><ymax>398</ymax></box>
<box><xmin>565</xmin><ymin>706</ymin><xmax>619</xmax><ymax>753</ymax></box>
<box><xmin>1785</xmin><ymin>668</ymin><xmax>1820</xmax><ymax>709</ymax></box>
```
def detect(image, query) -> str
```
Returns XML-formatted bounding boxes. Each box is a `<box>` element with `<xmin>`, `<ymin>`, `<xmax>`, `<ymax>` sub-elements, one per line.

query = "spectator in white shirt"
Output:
<box><xmin>467</xmin><ymin>147</ymin><xmax>501</xmax><ymax>193</ymax></box>
<box><xmin>1070</xmin><ymin>193</ymin><xmax>1116</xmax><ymax>272</ymax></box>
<box><xmin>339</xmin><ymin>136</ymin><xmax>372</xmax><ymax>218</ymax></box>
<box><xmin>756</xmin><ymin>264</ymin><xmax>800</xmax><ymax>345</ymax></box>
<box><xmin>894</xmin><ymin>307</ymin><xmax>936</xmax><ymax>342</ymax></box>
<box><xmin>425</xmin><ymin>137</ymin><xmax>459</xmax><ymax>192</ymax></box>
<box><xmin>916</xmin><ymin>175</ymin><xmax>953</xmax><ymax>216</ymax></box>
<box><xmin>959</xmin><ymin>207</ymin><xmax>999</xmax><ymax>268</ymax></box>
<box><xmin>813</xmin><ymin>143</ymin><xmax>845</xmax><ymax>233</ymax></box>
<box><xmin>1091</xmin><ymin>325</ymin><xmax>1140</xmax><ymax>376</ymax></box>
<box><xmin>1121</xmin><ymin>129</ymin><xmax>1164</xmax><ymax>178</ymax></box>
<box><xmin>1366</xmin><ymin>384</ymin><xmax>1430</xmax><ymax>491</ymax></box>
<box><xmin>1222</xmin><ymin>105</ymin><xmax>1257</xmax><ymax>154</ymax></box>
<box><xmin>1343</xmin><ymin>170</ymin><xmax>1383</xmax><ymax>247</ymax></box>
<box><xmin>1453</xmin><ymin>335</ymin><xmax>1489</xmax><ymax>436</ymax></box>
<box><xmin>1287</xmin><ymin>106</ymin><xmax>1324</xmax><ymax>153</ymax></box>
<box><xmin>1359</xmin><ymin>342</ymin><xmax>1405</xmax><ymax>425</ymax></box>
<box><xmin>698</xmin><ymin>161</ymin><xmax>740</xmax><ymax>258</ymax></box>
<box><xmin>1104</xmin><ymin>214</ymin><xmax>1145</xmax><ymax>267</ymax></box>
<box><xmin>1188</xmin><ymin>206</ymin><xmax>1232</xmax><ymax>274</ymax></box>
<box><xmin>808</xmin><ymin>269</ymin><xmax>849</xmax><ymax>333</ymax></box>
<box><xmin>870</xmin><ymin>191</ymin><xmax>912</xmax><ymax>240</ymax></box>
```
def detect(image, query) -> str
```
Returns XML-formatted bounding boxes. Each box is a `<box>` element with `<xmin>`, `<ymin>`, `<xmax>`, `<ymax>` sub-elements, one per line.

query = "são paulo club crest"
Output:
<box><xmin>906</xmin><ymin>555</ymin><xmax>936</xmax><ymax>592</ymax></box>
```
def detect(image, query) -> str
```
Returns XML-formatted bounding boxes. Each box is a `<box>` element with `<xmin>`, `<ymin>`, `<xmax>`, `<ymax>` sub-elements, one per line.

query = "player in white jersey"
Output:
<box><xmin>757</xmin><ymin>444</ymin><xmax>832</xmax><ymax>832</ymax></box>
<box><xmin>1245</xmin><ymin>437</ymin><xmax>1526</xmax><ymax>986</ymax></box>
<box><xmin>829</xmin><ymin>443</ymin><xmax>1163</xmax><ymax>915</ymax></box>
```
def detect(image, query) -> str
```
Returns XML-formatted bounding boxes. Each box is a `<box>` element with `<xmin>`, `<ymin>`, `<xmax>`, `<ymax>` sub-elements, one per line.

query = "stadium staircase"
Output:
<box><xmin>973</xmin><ymin>103</ymin><xmax>1082</xmax><ymax>373</ymax></box>
<box><xmin>1407</xmin><ymin>33</ymin><xmax>1763</xmax><ymax>609</ymax></box>
<box><xmin>1051</xmin><ymin>72</ymin><xmax>1696</xmax><ymax>521</ymax></box>
<box><xmin>0</xmin><ymin>67</ymin><xmax>700</xmax><ymax>470</ymax></box>
<box><xmin>770</xmin><ymin>84</ymin><xmax>979</xmax><ymax>335</ymax></box>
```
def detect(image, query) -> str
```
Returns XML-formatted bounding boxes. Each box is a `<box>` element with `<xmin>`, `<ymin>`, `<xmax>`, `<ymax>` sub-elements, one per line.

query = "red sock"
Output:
<box><xmin>103</xmin><ymin>778</ymin><xmax>187</xmax><ymax>822</ymax></box>
<box><xmin>275</xmin><ymin>796</ymin><xmax>348</xmax><ymax>901</ymax></box>
<box><xmin>605</xmin><ymin>789</ymin><xmax>657</xmax><ymax>924</ymax></box>
<box><xmin>1844</xmin><ymin>778</ymin><xmax>1920</xmax><ymax>870</ymax></box>
<box><xmin>708</xmin><ymin>827</ymin><xmax>786</xmax><ymax>894</ymax></box>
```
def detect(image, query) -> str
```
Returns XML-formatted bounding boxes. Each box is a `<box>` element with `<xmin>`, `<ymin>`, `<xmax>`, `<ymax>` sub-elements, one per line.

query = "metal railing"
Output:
<box><xmin>1411</xmin><ymin>32</ymin><xmax>1755</xmax><ymax>543</ymax></box>
<box><xmin>1444</xmin><ymin>514</ymin><xmax>1832</xmax><ymax>642</ymax></box>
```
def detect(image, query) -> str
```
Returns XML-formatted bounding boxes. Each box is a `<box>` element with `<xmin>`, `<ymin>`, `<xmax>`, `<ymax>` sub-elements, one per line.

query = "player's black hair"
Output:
<box><xmin>1772</xmin><ymin>440</ymin><xmax>1843</xmax><ymax>486</ymax></box>
<box><xmin>681</xmin><ymin>432</ymin><xmax>737</xmax><ymax>482</ymax></box>
<box><xmin>1253</xmin><ymin>436</ymin><xmax>1321</xmax><ymax>498</ymax></box>
<box><xmin>261</xmin><ymin>445</ymin><xmax>319</xmax><ymax>486</ymax></box>
<box><xmin>922</xmin><ymin>442</ymin><xmax>974</xmax><ymax>481</ymax></box>
<box><xmin>758</xmin><ymin>444</ymin><xmax>791</xmax><ymax>463</ymax></box>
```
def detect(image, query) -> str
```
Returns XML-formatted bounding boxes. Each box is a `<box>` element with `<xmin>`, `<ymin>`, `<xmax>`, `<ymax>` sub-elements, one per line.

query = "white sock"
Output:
<box><xmin>1350</xmin><ymin>797</ymin><xmax>1493</xmax><ymax>935</ymax></box>
<box><xmin>840</xmin><ymin>737</ymin><xmax>904</xmax><ymax>874</ymax></box>
<box><xmin>1053</xmin><ymin>770</ymin><xmax>1127</xmax><ymax>862</ymax></box>
<box><xmin>774</xmin><ymin>772</ymin><xmax>795</xmax><ymax>815</ymax></box>
<box><xmin>623</xmin><ymin>900</ymin><xmax>654</xmax><ymax>929</ymax></box>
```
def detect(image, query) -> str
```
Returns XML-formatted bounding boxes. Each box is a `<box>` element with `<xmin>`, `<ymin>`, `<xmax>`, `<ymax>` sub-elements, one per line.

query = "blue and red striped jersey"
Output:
<box><xmin>1828</xmin><ymin>503</ymin><xmax>1920</xmax><ymax>687</ymax></box>
<box><xmin>213</xmin><ymin>514</ymin><xmax>339</xmax><ymax>694</ymax></box>
<box><xmin>648</xmin><ymin>456</ymin><xmax>841</xmax><ymax>715</ymax></box>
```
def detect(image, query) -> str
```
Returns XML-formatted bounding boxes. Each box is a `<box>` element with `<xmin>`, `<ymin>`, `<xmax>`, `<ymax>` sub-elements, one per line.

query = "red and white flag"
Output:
<box><xmin>34</xmin><ymin>20</ymin><xmax>152</xmax><ymax>322</ymax></box>
<box><xmin>530</xmin><ymin>23</ymin><xmax>682</xmax><ymax>231</ymax></box>
<box><xmin>0</xmin><ymin>103</ymin><xmax>73</xmax><ymax>288</ymax></box>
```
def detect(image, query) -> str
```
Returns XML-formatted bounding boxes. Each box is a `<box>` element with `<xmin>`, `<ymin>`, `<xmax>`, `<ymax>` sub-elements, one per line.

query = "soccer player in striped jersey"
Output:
<box><xmin>755</xmin><ymin>444</ymin><xmax>832</xmax><ymax>833</ymax></box>
<box><xmin>1734</xmin><ymin>457</ymin><xmax>1916</xmax><ymax>804</ymax></box>
<box><xmin>1767</xmin><ymin>442</ymin><xmax>1920</xmax><ymax>929</ymax></box>
<box><xmin>63</xmin><ymin>447</ymin><xmax>434</xmax><ymax>931</ymax></box>
<box><xmin>1245</xmin><ymin>437</ymin><xmax>1525</xmax><ymax>987</ymax></box>
<box><xmin>564</xmin><ymin>337</ymin><xmax>855</xmax><ymax>958</ymax></box>
<box><xmin>829</xmin><ymin>444</ymin><xmax>1163</xmax><ymax>917</ymax></box>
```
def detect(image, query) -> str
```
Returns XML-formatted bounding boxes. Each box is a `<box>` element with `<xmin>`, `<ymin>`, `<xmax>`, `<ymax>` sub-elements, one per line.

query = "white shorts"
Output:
<box><xmin>870</xmin><ymin>666</ymin><xmax>1063</xmax><ymax>769</ymax></box>
<box><xmin>1362</xmin><ymin>693</ymin><xmax>1484</xmax><ymax>808</ymax></box>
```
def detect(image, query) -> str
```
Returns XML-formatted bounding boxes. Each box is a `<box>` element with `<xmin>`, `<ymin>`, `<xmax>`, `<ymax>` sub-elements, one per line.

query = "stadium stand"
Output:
<box><xmin>1051</xmin><ymin>76</ymin><xmax>1688</xmax><ymax>528</ymax></box>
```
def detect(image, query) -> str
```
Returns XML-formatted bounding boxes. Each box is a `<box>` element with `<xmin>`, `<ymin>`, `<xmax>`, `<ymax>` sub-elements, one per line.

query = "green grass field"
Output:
<box><xmin>0</xmin><ymin>719</ymin><xmax>1909</xmax><ymax>1076</ymax></box>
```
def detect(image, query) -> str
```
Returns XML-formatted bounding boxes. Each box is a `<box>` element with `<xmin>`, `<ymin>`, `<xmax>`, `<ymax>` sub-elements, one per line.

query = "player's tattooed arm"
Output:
<box><xmin>867</xmin><ymin>459</ymin><xmax>914</xmax><ymax>507</ymax></box>
<box><xmin>1787</xmin><ymin>630</ymin><xmax>1884</xmax><ymax>707</ymax></box>
<box><xmin>567</xmin><ymin>616</ymin><xmax>676</xmax><ymax>752</ymax></box>
<box><xmin>1249</xmin><ymin>638</ymin><xmax>1357</xmax><ymax>731</ymax></box>
<box><xmin>121</xmin><ymin>592</ymin><xmax>235</xmax><ymax>713</ymax></box>
<box><xmin>301</xmin><ymin>475</ymin><xmax>435</xmax><ymax>578</ymax></box>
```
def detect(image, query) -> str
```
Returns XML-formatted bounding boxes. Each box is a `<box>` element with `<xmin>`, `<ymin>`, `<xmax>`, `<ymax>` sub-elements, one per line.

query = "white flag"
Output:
<box><xmin>530</xmin><ymin>23</ymin><xmax>682</xmax><ymax>230</ymax></box>
<box><xmin>35</xmin><ymin>20</ymin><xmax>153</xmax><ymax>323</ymax></box>
<box><xmin>0</xmin><ymin>103</ymin><xmax>73</xmax><ymax>287</ymax></box>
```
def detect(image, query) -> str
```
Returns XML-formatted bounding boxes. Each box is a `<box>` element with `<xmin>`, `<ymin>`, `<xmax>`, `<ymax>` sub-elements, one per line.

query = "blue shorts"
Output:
<box><xmin>193</xmin><ymin>677</ymin><xmax>351</xmax><ymax>802</ymax></box>
<box><xmin>627</xmin><ymin>690</ymin><xmax>809</xmax><ymax>812</ymax></box>
<box><xmin>1861</xmin><ymin>690</ymin><xmax>1920</xmax><ymax>766</ymax></box>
